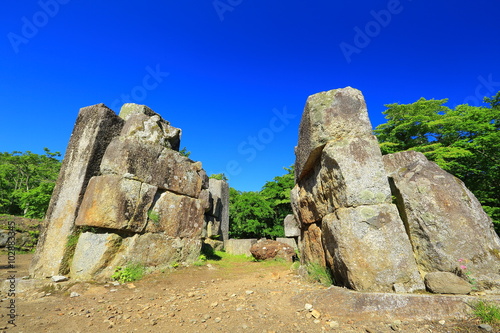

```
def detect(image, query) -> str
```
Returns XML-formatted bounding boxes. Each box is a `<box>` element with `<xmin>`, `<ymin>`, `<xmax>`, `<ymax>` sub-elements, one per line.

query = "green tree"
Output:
<box><xmin>484</xmin><ymin>91</ymin><xmax>500</xmax><ymax>110</ymax></box>
<box><xmin>374</xmin><ymin>94</ymin><xmax>500</xmax><ymax>231</ymax></box>
<box><xmin>0</xmin><ymin>148</ymin><xmax>61</xmax><ymax>218</ymax></box>
<box><xmin>261</xmin><ymin>165</ymin><xmax>295</xmax><ymax>227</ymax></box>
<box><xmin>229</xmin><ymin>189</ymin><xmax>275</xmax><ymax>238</ymax></box>
<box><xmin>229</xmin><ymin>166</ymin><xmax>294</xmax><ymax>239</ymax></box>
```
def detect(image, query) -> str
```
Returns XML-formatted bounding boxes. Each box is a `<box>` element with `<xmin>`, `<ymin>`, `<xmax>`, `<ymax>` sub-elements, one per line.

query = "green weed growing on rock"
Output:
<box><xmin>147</xmin><ymin>210</ymin><xmax>160</xmax><ymax>225</ymax></box>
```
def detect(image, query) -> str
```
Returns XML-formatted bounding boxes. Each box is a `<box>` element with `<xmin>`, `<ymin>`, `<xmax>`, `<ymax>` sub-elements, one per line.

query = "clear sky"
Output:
<box><xmin>1</xmin><ymin>1</ymin><xmax>499</xmax><ymax>192</ymax></box>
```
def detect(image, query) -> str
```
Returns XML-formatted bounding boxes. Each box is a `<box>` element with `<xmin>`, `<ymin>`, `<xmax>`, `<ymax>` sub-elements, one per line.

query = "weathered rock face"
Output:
<box><xmin>75</xmin><ymin>175</ymin><xmax>157</xmax><ymax>232</ymax></box>
<box><xmin>300</xmin><ymin>223</ymin><xmax>326</xmax><ymax>267</ymax></box>
<box><xmin>70</xmin><ymin>232</ymin><xmax>122</xmax><ymax>281</ymax></box>
<box><xmin>322</xmin><ymin>204</ymin><xmax>423</xmax><ymax>292</ymax></box>
<box><xmin>291</xmin><ymin>87</ymin><xmax>424</xmax><ymax>292</ymax></box>
<box><xmin>383</xmin><ymin>151</ymin><xmax>500</xmax><ymax>277</ymax></box>
<box><xmin>100</xmin><ymin>138</ymin><xmax>204</xmax><ymax>198</ymax></box>
<box><xmin>93</xmin><ymin>234</ymin><xmax>201</xmax><ymax>281</ymax></box>
<box><xmin>119</xmin><ymin>103</ymin><xmax>181</xmax><ymax>150</ymax></box>
<box><xmin>292</xmin><ymin>138</ymin><xmax>392</xmax><ymax>224</ymax></box>
<box><xmin>31</xmin><ymin>103</ymin><xmax>209</xmax><ymax>281</ymax></box>
<box><xmin>30</xmin><ymin>104</ymin><xmax>124</xmax><ymax>278</ymax></box>
<box><xmin>294</xmin><ymin>87</ymin><xmax>373</xmax><ymax>182</ymax></box>
<box><xmin>145</xmin><ymin>191</ymin><xmax>204</xmax><ymax>237</ymax></box>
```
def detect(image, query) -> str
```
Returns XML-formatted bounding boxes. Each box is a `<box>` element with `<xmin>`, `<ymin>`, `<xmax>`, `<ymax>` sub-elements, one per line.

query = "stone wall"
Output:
<box><xmin>30</xmin><ymin>103</ymin><xmax>209</xmax><ymax>281</ymax></box>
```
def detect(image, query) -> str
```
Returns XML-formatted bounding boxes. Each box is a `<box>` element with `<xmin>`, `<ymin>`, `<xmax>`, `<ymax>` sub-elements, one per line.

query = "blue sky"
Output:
<box><xmin>1</xmin><ymin>0</ymin><xmax>499</xmax><ymax>192</ymax></box>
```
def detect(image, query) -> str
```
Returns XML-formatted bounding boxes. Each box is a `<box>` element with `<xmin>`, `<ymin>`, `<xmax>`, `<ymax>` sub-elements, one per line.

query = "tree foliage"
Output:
<box><xmin>0</xmin><ymin>148</ymin><xmax>61</xmax><ymax>218</ymax></box>
<box><xmin>260</xmin><ymin>166</ymin><xmax>295</xmax><ymax>225</ymax></box>
<box><xmin>209</xmin><ymin>173</ymin><xmax>228</xmax><ymax>181</ymax></box>
<box><xmin>229</xmin><ymin>166</ymin><xmax>294</xmax><ymax>239</ymax></box>
<box><xmin>374</xmin><ymin>93</ymin><xmax>500</xmax><ymax>231</ymax></box>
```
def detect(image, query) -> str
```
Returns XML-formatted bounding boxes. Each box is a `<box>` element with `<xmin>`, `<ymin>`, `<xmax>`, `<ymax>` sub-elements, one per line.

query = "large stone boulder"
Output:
<box><xmin>118</xmin><ymin>103</ymin><xmax>181</xmax><ymax>150</ymax></box>
<box><xmin>70</xmin><ymin>232</ymin><xmax>122</xmax><ymax>281</ymax></box>
<box><xmin>292</xmin><ymin>138</ymin><xmax>392</xmax><ymax>224</ymax></box>
<box><xmin>75</xmin><ymin>175</ymin><xmax>157</xmax><ymax>232</ymax></box>
<box><xmin>30</xmin><ymin>104</ymin><xmax>123</xmax><ymax>278</ymax></box>
<box><xmin>291</xmin><ymin>87</ymin><xmax>424</xmax><ymax>292</ymax></box>
<box><xmin>383</xmin><ymin>151</ymin><xmax>500</xmax><ymax>277</ymax></box>
<box><xmin>250</xmin><ymin>239</ymin><xmax>297</xmax><ymax>262</ymax></box>
<box><xmin>100</xmin><ymin>138</ymin><xmax>204</xmax><ymax>198</ymax></box>
<box><xmin>322</xmin><ymin>204</ymin><xmax>425</xmax><ymax>292</ymax></box>
<box><xmin>294</xmin><ymin>87</ymin><xmax>373</xmax><ymax>182</ymax></box>
<box><xmin>145</xmin><ymin>191</ymin><xmax>204</xmax><ymax>237</ymax></box>
<box><xmin>71</xmin><ymin>232</ymin><xmax>201</xmax><ymax>281</ymax></box>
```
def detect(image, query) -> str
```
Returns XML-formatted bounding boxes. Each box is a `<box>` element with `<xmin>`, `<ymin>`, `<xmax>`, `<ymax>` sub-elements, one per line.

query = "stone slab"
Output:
<box><xmin>30</xmin><ymin>104</ymin><xmax>123</xmax><ymax>278</ymax></box>
<box><xmin>224</xmin><ymin>239</ymin><xmax>258</xmax><ymax>257</ymax></box>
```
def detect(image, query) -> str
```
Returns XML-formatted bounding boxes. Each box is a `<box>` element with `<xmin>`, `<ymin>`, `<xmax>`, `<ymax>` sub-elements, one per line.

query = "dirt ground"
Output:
<box><xmin>0</xmin><ymin>254</ymin><xmax>496</xmax><ymax>333</ymax></box>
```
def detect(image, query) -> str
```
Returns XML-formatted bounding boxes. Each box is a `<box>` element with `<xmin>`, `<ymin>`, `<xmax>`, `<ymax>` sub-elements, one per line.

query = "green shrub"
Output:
<box><xmin>112</xmin><ymin>263</ymin><xmax>145</xmax><ymax>283</ymax></box>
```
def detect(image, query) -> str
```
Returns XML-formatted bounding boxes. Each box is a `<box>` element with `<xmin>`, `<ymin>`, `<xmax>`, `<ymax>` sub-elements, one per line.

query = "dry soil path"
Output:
<box><xmin>0</xmin><ymin>254</ymin><xmax>495</xmax><ymax>333</ymax></box>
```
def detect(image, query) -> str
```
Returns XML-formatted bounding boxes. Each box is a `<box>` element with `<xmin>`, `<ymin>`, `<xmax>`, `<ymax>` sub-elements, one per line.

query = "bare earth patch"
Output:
<box><xmin>0</xmin><ymin>254</ymin><xmax>497</xmax><ymax>333</ymax></box>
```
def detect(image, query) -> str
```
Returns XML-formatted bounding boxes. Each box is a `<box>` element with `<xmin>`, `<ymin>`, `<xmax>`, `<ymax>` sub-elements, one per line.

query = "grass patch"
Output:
<box><xmin>193</xmin><ymin>254</ymin><xmax>208</xmax><ymax>266</ymax></box>
<box><xmin>112</xmin><ymin>263</ymin><xmax>145</xmax><ymax>283</ymax></box>
<box><xmin>306</xmin><ymin>262</ymin><xmax>333</xmax><ymax>286</ymax></box>
<box><xmin>204</xmin><ymin>250</ymin><xmax>291</xmax><ymax>268</ymax></box>
<box><xmin>66</xmin><ymin>232</ymin><xmax>80</xmax><ymax>249</ymax></box>
<box><xmin>472</xmin><ymin>300</ymin><xmax>500</xmax><ymax>325</ymax></box>
<box><xmin>200</xmin><ymin>242</ymin><xmax>222</xmax><ymax>260</ymax></box>
<box><xmin>260</xmin><ymin>257</ymin><xmax>292</xmax><ymax>268</ymax></box>
<box><xmin>206</xmin><ymin>251</ymin><xmax>254</xmax><ymax>268</ymax></box>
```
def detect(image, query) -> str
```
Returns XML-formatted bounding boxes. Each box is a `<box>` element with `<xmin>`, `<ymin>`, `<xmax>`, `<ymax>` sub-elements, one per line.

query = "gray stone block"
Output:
<box><xmin>276</xmin><ymin>237</ymin><xmax>298</xmax><ymax>250</ymax></box>
<box><xmin>224</xmin><ymin>239</ymin><xmax>258</xmax><ymax>257</ymax></box>
<box><xmin>284</xmin><ymin>214</ymin><xmax>300</xmax><ymax>237</ymax></box>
